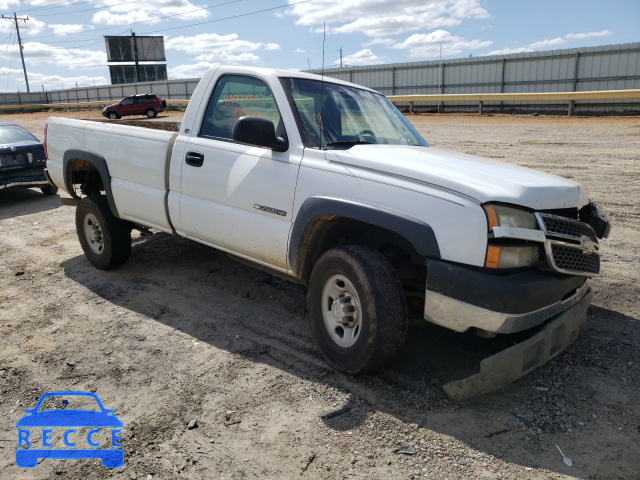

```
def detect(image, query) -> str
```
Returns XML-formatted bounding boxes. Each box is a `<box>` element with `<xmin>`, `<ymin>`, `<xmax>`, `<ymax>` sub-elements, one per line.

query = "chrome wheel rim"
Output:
<box><xmin>83</xmin><ymin>213</ymin><xmax>104</xmax><ymax>255</ymax></box>
<box><xmin>321</xmin><ymin>274</ymin><xmax>362</xmax><ymax>348</ymax></box>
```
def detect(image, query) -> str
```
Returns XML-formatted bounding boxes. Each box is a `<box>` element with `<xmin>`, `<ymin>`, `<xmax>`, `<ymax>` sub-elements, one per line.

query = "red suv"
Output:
<box><xmin>102</xmin><ymin>94</ymin><xmax>166</xmax><ymax>119</ymax></box>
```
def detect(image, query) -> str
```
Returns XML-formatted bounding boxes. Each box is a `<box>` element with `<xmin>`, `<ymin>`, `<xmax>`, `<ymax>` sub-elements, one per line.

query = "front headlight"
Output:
<box><xmin>483</xmin><ymin>204</ymin><xmax>540</xmax><ymax>269</ymax></box>
<box><xmin>485</xmin><ymin>245</ymin><xmax>539</xmax><ymax>269</ymax></box>
<box><xmin>484</xmin><ymin>204</ymin><xmax>537</xmax><ymax>231</ymax></box>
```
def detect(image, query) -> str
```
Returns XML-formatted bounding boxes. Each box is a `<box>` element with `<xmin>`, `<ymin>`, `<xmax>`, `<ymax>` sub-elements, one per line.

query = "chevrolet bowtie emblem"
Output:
<box><xmin>580</xmin><ymin>235</ymin><xmax>598</xmax><ymax>255</ymax></box>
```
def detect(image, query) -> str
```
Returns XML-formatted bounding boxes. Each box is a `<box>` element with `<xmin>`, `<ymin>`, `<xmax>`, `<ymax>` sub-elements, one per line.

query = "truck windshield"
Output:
<box><xmin>281</xmin><ymin>77</ymin><xmax>427</xmax><ymax>150</ymax></box>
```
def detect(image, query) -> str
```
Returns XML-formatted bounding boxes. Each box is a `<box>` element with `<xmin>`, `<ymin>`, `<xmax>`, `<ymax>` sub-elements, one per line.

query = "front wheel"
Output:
<box><xmin>76</xmin><ymin>195</ymin><xmax>131</xmax><ymax>269</ymax></box>
<box><xmin>108</xmin><ymin>112</ymin><xmax>119</xmax><ymax>120</ymax></box>
<box><xmin>308</xmin><ymin>246</ymin><xmax>407</xmax><ymax>375</ymax></box>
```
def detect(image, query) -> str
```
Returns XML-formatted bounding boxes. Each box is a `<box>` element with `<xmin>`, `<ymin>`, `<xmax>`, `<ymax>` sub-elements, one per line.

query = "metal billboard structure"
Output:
<box><xmin>105</xmin><ymin>34</ymin><xmax>167</xmax><ymax>84</ymax></box>
<box><xmin>109</xmin><ymin>65</ymin><xmax>168</xmax><ymax>85</ymax></box>
<box><xmin>105</xmin><ymin>35</ymin><xmax>166</xmax><ymax>62</ymax></box>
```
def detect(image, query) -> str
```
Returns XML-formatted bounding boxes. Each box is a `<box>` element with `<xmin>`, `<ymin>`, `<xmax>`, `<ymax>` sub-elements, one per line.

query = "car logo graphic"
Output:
<box><xmin>15</xmin><ymin>391</ymin><xmax>124</xmax><ymax>468</ymax></box>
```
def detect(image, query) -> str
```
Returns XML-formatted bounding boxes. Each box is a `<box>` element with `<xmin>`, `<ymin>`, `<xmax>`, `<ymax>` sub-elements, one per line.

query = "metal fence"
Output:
<box><xmin>0</xmin><ymin>78</ymin><xmax>201</xmax><ymax>106</ymax></box>
<box><xmin>0</xmin><ymin>43</ymin><xmax>639</xmax><ymax>114</ymax></box>
<box><xmin>310</xmin><ymin>42</ymin><xmax>640</xmax><ymax>113</ymax></box>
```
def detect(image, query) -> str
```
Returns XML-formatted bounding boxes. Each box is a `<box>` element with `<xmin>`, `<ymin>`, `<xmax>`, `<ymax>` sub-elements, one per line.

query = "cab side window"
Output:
<box><xmin>121</xmin><ymin>97</ymin><xmax>134</xmax><ymax>105</ymax></box>
<box><xmin>199</xmin><ymin>75</ymin><xmax>284</xmax><ymax>142</ymax></box>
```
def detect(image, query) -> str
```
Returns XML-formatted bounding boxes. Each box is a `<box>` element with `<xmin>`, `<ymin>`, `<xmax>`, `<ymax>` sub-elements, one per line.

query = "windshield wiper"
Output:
<box><xmin>326</xmin><ymin>140</ymin><xmax>374</xmax><ymax>148</ymax></box>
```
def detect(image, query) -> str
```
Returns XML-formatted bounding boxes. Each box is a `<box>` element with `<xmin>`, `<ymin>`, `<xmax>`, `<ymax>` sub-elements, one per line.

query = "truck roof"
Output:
<box><xmin>208</xmin><ymin>65</ymin><xmax>379</xmax><ymax>94</ymax></box>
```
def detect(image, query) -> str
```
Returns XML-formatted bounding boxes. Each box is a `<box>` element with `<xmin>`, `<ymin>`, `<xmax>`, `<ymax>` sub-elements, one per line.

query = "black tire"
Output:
<box><xmin>308</xmin><ymin>246</ymin><xmax>407</xmax><ymax>375</ymax></box>
<box><xmin>75</xmin><ymin>195</ymin><xmax>131</xmax><ymax>270</ymax></box>
<box><xmin>146</xmin><ymin>109</ymin><xmax>157</xmax><ymax>118</ymax></box>
<box><xmin>40</xmin><ymin>184</ymin><xmax>58</xmax><ymax>196</ymax></box>
<box><xmin>108</xmin><ymin>112</ymin><xmax>119</xmax><ymax>120</ymax></box>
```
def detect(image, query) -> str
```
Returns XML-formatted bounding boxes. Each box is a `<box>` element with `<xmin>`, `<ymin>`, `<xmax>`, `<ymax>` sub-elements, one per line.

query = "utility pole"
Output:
<box><xmin>339</xmin><ymin>48</ymin><xmax>343</xmax><ymax>67</ymax></box>
<box><xmin>2</xmin><ymin>13</ymin><xmax>30</xmax><ymax>92</ymax></box>
<box><xmin>132</xmin><ymin>31</ymin><xmax>141</xmax><ymax>83</ymax></box>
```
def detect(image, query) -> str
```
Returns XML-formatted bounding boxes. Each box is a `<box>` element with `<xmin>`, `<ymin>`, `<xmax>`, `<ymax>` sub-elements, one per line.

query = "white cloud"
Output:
<box><xmin>363</xmin><ymin>38</ymin><xmax>395</xmax><ymax>47</ymax></box>
<box><xmin>49</xmin><ymin>24</ymin><xmax>87</xmax><ymax>36</ymax></box>
<box><xmin>337</xmin><ymin>48</ymin><xmax>386</xmax><ymax>66</ymax></box>
<box><xmin>294</xmin><ymin>48</ymin><xmax>306</xmax><ymax>53</ymax></box>
<box><xmin>483</xmin><ymin>46</ymin><xmax>531</xmax><ymax>56</ymax></box>
<box><xmin>168</xmin><ymin>62</ymin><xmax>219</xmax><ymax>79</ymax></box>
<box><xmin>565</xmin><ymin>29</ymin><xmax>612</xmax><ymax>40</ymax></box>
<box><xmin>5</xmin><ymin>42</ymin><xmax>109</xmax><ymax>70</ymax></box>
<box><xmin>92</xmin><ymin>10</ymin><xmax>161</xmax><ymax>26</ymax></box>
<box><xmin>287</xmin><ymin>0</ymin><xmax>489</xmax><ymax>37</ymax></box>
<box><xmin>0</xmin><ymin>0</ymin><xmax>19</xmax><ymax>9</ymax></box>
<box><xmin>165</xmin><ymin>33</ymin><xmax>280</xmax><ymax>63</ymax></box>
<box><xmin>391</xmin><ymin>29</ymin><xmax>491</xmax><ymax>58</ymax></box>
<box><xmin>528</xmin><ymin>37</ymin><xmax>566</xmax><ymax>49</ymax></box>
<box><xmin>23</xmin><ymin>0</ymin><xmax>64</xmax><ymax>5</ymax></box>
<box><xmin>483</xmin><ymin>29</ymin><xmax>615</xmax><ymax>57</ymax></box>
<box><xmin>0</xmin><ymin>66</ymin><xmax>108</xmax><ymax>90</ymax></box>
<box><xmin>18</xmin><ymin>17</ymin><xmax>46</xmax><ymax>36</ymax></box>
<box><xmin>92</xmin><ymin>0</ymin><xmax>208</xmax><ymax>25</ymax></box>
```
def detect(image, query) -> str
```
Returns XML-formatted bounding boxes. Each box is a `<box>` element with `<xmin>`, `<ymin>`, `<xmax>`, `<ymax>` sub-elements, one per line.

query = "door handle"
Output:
<box><xmin>185</xmin><ymin>151</ymin><xmax>204</xmax><ymax>167</ymax></box>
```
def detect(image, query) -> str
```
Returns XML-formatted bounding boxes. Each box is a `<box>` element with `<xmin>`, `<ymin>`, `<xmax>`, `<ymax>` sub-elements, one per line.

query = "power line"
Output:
<box><xmin>137</xmin><ymin>0</ymin><xmax>312</xmax><ymax>35</ymax></box>
<box><xmin>2</xmin><ymin>13</ymin><xmax>30</xmax><ymax>92</ymax></box>
<box><xmin>28</xmin><ymin>0</ymin><xmax>146</xmax><ymax>18</ymax></box>
<box><xmin>32</xmin><ymin>0</ymin><xmax>311</xmax><ymax>46</ymax></box>
<box><xmin>18</xmin><ymin>0</ymin><xmax>95</xmax><ymax>14</ymax></box>
<box><xmin>1</xmin><ymin>31</ymin><xmax>18</xmax><ymax>92</ymax></box>
<box><xmin>24</xmin><ymin>0</ymin><xmax>245</xmax><ymax>42</ymax></box>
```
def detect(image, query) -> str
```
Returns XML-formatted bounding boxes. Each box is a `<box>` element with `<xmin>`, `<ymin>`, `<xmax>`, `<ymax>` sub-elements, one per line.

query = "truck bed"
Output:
<box><xmin>45</xmin><ymin>116</ymin><xmax>179</xmax><ymax>232</ymax></box>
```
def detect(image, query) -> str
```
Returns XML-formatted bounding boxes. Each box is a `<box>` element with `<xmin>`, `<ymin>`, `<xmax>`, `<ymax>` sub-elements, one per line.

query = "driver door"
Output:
<box><xmin>177</xmin><ymin>74</ymin><xmax>301</xmax><ymax>269</ymax></box>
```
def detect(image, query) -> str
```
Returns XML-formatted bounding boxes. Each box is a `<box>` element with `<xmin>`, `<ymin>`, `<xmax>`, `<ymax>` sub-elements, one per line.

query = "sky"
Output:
<box><xmin>0</xmin><ymin>0</ymin><xmax>637</xmax><ymax>92</ymax></box>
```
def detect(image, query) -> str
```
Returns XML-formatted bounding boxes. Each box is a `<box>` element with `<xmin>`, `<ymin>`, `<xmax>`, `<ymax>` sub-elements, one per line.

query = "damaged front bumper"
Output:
<box><xmin>443</xmin><ymin>286</ymin><xmax>593</xmax><ymax>402</ymax></box>
<box><xmin>422</xmin><ymin>260</ymin><xmax>595</xmax><ymax>401</ymax></box>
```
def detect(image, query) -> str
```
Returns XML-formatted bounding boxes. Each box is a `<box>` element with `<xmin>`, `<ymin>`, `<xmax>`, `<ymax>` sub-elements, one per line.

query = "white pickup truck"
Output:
<box><xmin>44</xmin><ymin>66</ymin><xmax>610</xmax><ymax>401</ymax></box>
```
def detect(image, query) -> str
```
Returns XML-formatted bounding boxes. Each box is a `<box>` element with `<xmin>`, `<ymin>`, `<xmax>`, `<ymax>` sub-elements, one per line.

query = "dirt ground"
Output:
<box><xmin>0</xmin><ymin>110</ymin><xmax>638</xmax><ymax>479</ymax></box>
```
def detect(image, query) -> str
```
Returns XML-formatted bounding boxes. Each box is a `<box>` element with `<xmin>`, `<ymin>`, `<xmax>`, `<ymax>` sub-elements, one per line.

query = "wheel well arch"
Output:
<box><xmin>63</xmin><ymin>149</ymin><xmax>120</xmax><ymax>218</ymax></box>
<box><xmin>289</xmin><ymin>197</ymin><xmax>440</xmax><ymax>286</ymax></box>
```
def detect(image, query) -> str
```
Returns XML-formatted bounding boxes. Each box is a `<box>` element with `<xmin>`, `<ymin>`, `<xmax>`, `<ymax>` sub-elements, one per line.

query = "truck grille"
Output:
<box><xmin>539</xmin><ymin>214</ymin><xmax>597</xmax><ymax>242</ymax></box>
<box><xmin>536</xmin><ymin>213</ymin><xmax>601</xmax><ymax>276</ymax></box>
<box><xmin>550</xmin><ymin>245</ymin><xmax>600</xmax><ymax>275</ymax></box>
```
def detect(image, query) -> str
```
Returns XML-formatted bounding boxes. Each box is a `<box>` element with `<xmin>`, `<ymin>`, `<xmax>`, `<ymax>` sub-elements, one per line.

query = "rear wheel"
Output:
<box><xmin>108</xmin><ymin>112</ymin><xmax>119</xmax><ymax>120</ymax></box>
<box><xmin>40</xmin><ymin>184</ymin><xmax>58</xmax><ymax>196</ymax></box>
<box><xmin>146</xmin><ymin>109</ymin><xmax>157</xmax><ymax>118</ymax></box>
<box><xmin>76</xmin><ymin>195</ymin><xmax>131</xmax><ymax>269</ymax></box>
<box><xmin>308</xmin><ymin>246</ymin><xmax>407</xmax><ymax>375</ymax></box>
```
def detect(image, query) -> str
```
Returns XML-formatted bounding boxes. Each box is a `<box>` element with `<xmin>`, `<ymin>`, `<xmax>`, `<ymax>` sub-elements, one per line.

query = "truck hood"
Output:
<box><xmin>325</xmin><ymin>145</ymin><xmax>587</xmax><ymax>210</ymax></box>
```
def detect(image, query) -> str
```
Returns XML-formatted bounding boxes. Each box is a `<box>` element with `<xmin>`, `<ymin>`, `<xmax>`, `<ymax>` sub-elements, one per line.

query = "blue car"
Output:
<box><xmin>16</xmin><ymin>391</ymin><xmax>124</xmax><ymax>468</ymax></box>
<box><xmin>0</xmin><ymin>122</ymin><xmax>58</xmax><ymax>195</ymax></box>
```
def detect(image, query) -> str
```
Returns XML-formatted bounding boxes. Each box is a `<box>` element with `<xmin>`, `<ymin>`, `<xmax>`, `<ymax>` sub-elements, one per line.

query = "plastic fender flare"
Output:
<box><xmin>288</xmin><ymin>196</ymin><xmax>440</xmax><ymax>276</ymax></box>
<box><xmin>63</xmin><ymin>149</ymin><xmax>120</xmax><ymax>218</ymax></box>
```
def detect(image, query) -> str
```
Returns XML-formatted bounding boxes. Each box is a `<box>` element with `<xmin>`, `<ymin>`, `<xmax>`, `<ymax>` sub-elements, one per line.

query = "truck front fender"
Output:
<box><xmin>289</xmin><ymin>196</ymin><xmax>440</xmax><ymax>277</ymax></box>
<box><xmin>63</xmin><ymin>149</ymin><xmax>120</xmax><ymax>218</ymax></box>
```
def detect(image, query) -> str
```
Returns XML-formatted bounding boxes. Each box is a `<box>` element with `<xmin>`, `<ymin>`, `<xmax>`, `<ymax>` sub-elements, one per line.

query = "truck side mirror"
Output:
<box><xmin>232</xmin><ymin>117</ymin><xmax>288</xmax><ymax>152</ymax></box>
